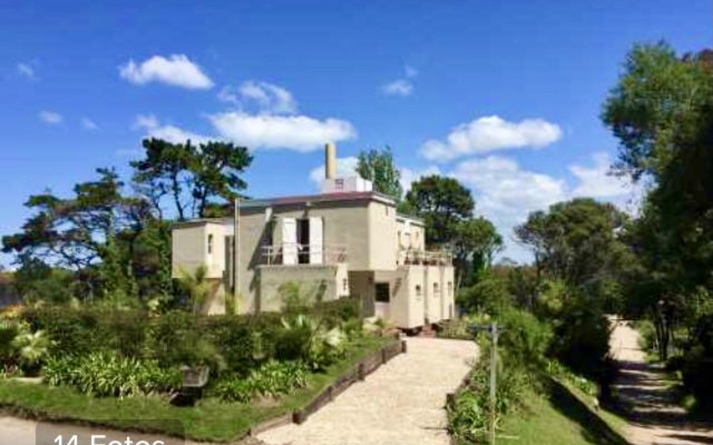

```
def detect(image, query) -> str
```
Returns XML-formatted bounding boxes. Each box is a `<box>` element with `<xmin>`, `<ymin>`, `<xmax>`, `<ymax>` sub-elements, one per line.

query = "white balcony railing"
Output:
<box><xmin>398</xmin><ymin>249</ymin><xmax>452</xmax><ymax>266</ymax></box>
<box><xmin>261</xmin><ymin>243</ymin><xmax>348</xmax><ymax>265</ymax></box>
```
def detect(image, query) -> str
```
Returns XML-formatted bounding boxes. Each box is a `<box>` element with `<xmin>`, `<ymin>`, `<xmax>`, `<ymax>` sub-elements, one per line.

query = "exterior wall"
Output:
<box><xmin>172</xmin><ymin>222</ymin><xmax>226</xmax><ymax>279</ymax></box>
<box><xmin>253</xmin><ymin>201</ymin><xmax>371</xmax><ymax>270</ymax></box>
<box><xmin>441</xmin><ymin>266</ymin><xmax>455</xmax><ymax>319</ymax></box>
<box><xmin>368</xmin><ymin>201</ymin><xmax>398</xmax><ymax>271</ymax></box>
<box><xmin>349</xmin><ymin>271</ymin><xmax>375</xmax><ymax>318</ymax></box>
<box><xmin>424</xmin><ymin>266</ymin><xmax>443</xmax><ymax>324</ymax></box>
<box><xmin>400</xmin><ymin>265</ymin><xmax>425</xmax><ymax>329</ymax></box>
<box><xmin>395</xmin><ymin>217</ymin><xmax>426</xmax><ymax>261</ymax></box>
<box><xmin>256</xmin><ymin>265</ymin><xmax>342</xmax><ymax>312</ymax></box>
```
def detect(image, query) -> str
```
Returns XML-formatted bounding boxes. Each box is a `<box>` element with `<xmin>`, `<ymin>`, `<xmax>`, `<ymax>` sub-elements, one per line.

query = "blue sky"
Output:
<box><xmin>1</xmin><ymin>0</ymin><xmax>710</xmax><ymax>265</ymax></box>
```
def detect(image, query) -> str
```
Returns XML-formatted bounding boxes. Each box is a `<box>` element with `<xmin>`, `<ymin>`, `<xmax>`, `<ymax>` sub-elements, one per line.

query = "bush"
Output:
<box><xmin>43</xmin><ymin>352</ymin><xmax>181</xmax><ymax>398</ymax></box>
<box><xmin>213</xmin><ymin>360</ymin><xmax>309</xmax><ymax>403</ymax></box>
<box><xmin>457</xmin><ymin>279</ymin><xmax>512</xmax><ymax>317</ymax></box>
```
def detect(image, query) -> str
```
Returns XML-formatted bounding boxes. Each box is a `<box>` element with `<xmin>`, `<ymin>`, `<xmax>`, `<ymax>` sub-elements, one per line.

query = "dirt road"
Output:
<box><xmin>609</xmin><ymin>319</ymin><xmax>713</xmax><ymax>445</ymax></box>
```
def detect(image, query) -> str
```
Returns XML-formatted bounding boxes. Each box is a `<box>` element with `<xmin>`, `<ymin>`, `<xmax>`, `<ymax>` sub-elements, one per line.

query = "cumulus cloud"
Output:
<box><xmin>81</xmin><ymin>117</ymin><xmax>98</xmax><ymax>131</ymax></box>
<box><xmin>400</xmin><ymin>166</ymin><xmax>442</xmax><ymax>193</ymax></box>
<box><xmin>218</xmin><ymin>81</ymin><xmax>297</xmax><ymax>114</ymax></box>
<box><xmin>208</xmin><ymin>112</ymin><xmax>356</xmax><ymax>152</ymax></box>
<box><xmin>421</xmin><ymin>116</ymin><xmax>562</xmax><ymax>162</ymax></box>
<box><xmin>381</xmin><ymin>65</ymin><xmax>418</xmax><ymax>97</ymax></box>
<box><xmin>38</xmin><ymin>111</ymin><xmax>63</xmax><ymax>125</ymax></box>
<box><xmin>570</xmin><ymin>152</ymin><xmax>631</xmax><ymax>198</ymax></box>
<box><xmin>17</xmin><ymin>63</ymin><xmax>35</xmax><ymax>79</ymax></box>
<box><xmin>382</xmin><ymin>80</ymin><xmax>413</xmax><ymax>97</ymax></box>
<box><xmin>309</xmin><ymin>156</ymin><xmax>359</xmax><ymax>185</ymax></box>
<box><xmin>119</xmin><ymin>55</ymin><xmax>213</xmax><ymax>89</ymax></box>
<box><xmin>134</xmin><ymin>114</ymin><xmax>211</xmax><ymax>144</ymax></box>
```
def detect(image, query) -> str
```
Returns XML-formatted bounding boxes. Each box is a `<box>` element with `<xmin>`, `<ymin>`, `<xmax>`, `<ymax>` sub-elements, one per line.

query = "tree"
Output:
<box><xmin>452</xmin><ymin>217</ymin><xmax>503</xmax><ymax>289</ymax></box>
<box><xmin>602</xmin><ymin>42</ymin><xmax>712</xmax><ymax>180</ymax></box>
<box><xmin>404</xmin><ymin>175</ymin><xmax>474</xmax><ymax>246</ymax></box>
<box><xmin>1</xmin><ymin>168</ymin><xmax>150</xmax><ymax>300</ymax></box>
<box><xmin>355</xmin><ymin>147</ymin><xmax>403</xmax><ymax>202</ymax></box>
<box><xmin>515</xmin><ymin>198</ymin><xmax>628</xmax><ymax>293</ymax></box>
<box><xmin>131</xmin><ymin>138</ymin><xmax>253</xmax><ymax>220</ymax></box>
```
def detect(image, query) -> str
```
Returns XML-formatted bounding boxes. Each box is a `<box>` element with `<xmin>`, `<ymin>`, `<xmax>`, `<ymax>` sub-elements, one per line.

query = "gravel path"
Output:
<box><xmin>257</xmin><ymin>337</ymin><xmax>478</xmax><ymax>445</ymax></box>
<box><xmin>609</xmin><ymin>319</ymin><xmax>713</xmax><ymax>445</ymax></box>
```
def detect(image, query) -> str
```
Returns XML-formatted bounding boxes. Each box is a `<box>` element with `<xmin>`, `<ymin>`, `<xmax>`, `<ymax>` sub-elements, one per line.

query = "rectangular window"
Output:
<box><xmin>375</xmin><ymin>283</ymin><xmax>390</xmax><ymax>303</ymax></box>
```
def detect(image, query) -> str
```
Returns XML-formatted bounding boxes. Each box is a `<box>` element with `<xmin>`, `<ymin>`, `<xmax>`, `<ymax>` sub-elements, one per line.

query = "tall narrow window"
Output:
<box><xmin>207</xmin><ymin>234</ymin><xmax>214</xmax><ymax>254</ymax></box>
<box><xmin>433</xmin><ymin>282</ymin><xmax>439</xmax><ymax>295</ymax></box>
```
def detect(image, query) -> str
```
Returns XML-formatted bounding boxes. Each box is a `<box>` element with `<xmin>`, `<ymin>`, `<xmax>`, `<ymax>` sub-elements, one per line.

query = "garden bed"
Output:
<box><xmin>0</xmin><ymin>335</ymin><xmax>395</xmax><ymax>443</ymax></box>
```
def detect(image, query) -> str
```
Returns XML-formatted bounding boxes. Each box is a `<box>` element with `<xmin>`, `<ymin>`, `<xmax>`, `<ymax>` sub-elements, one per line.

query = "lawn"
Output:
<box><xmin>0</xmin><ymin>335</ymin><xmax>392</xmax><ymax>443</ymax></box>
<box><xmin>501</xmin><ymin>378</ymin><xmax>629</xmax><ymax>445</ymax></box>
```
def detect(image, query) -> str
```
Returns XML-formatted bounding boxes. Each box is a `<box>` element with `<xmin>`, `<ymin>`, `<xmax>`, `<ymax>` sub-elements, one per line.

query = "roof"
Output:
<box><xmin>237</xmin><ymin>191</ymin><xmax>395</xmax><ymax>209</ymax></box>
<box><xmin>396</xmin><ymin>213</ymin><xmax>425</xmax><ymax>225</ymax></box>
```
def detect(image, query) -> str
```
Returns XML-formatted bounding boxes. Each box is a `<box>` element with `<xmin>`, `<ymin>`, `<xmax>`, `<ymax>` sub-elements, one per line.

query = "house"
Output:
<box><xmin>171</xmin><ymin>143</ymin><xmax>455</xmax><ymax>330</ymax></box>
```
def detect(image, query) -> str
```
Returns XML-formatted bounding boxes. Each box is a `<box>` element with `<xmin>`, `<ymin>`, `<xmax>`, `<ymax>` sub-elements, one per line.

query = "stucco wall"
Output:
<box><xmin>172</xmin><ymin>222</ymin><xmax>226</xmax><ymax>279</ymax></box>
<box><xmin>257</xmin><ymin>265</ymin><xmax>342</xmax><ymax>312</ymax></box>
<box><xmin>368</xmin><ymin>201</ymin><xmax>398</xmax><ymax>270</ymax></box>
<box><xmin>349</xmin><ymin>271</ymin><xmax>375</xmax><ymax>317</ymax></box>
<box><xmin>401</xmin><ymin>265</ymin><xmax>426</xmax><ymax>329</ymax></box>
<box><xmin>172</xmin><ymin>224</ymin><xmax>208</xmax><ymax>278</ymax></box>
<box><xmin>441</xmin><ymin>266</ymin><xmax>455</xmax><ymax>319</ymax></box>
<box><xmin>425</xmin><ymin>266</ymin><xmax>444</xmax><ymax>324</ymax></box>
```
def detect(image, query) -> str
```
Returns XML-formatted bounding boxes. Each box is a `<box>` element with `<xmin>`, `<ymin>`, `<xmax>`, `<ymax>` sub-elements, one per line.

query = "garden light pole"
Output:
<box><xmin>471</xmin><ymin>322</ymin><xmax>502</xmax><ymax>445</ymax></box>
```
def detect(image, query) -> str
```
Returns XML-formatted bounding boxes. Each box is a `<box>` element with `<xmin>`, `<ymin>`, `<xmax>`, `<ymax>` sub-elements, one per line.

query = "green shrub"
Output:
<box><xmin>43</xmin><ymin>352</ymin><xmax>181</xmax><ymax>398</ymax></box>
<box><xmin>12</xmin><ymin>329</ymin><xmax>50</xmax><ymax>375</ymax></box>
<box><xmin>213</xmin><ymin>360</ymin><xmax>309</xmax><ymax>403</ymax></box>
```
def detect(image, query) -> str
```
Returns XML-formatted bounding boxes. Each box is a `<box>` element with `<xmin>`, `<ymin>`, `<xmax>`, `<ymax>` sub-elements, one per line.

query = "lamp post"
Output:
<box><xmin>470</xmin><ymin>322</ymin><xmax>503</xmax><ymax>445</ymax></box>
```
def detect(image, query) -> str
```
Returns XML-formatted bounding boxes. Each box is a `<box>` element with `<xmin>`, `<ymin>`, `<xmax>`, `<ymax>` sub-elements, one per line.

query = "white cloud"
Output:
<box><xmin>119</xmin><ymin>55</ymin><xmax>213</xmax><ymax>89</ymax></box>
<box><xmin>80</xmin><ymin>117</ymin><xmax>98</xmax><ymax>131</ymax></box>
<box><xmin>218</xmin><ymin>81</ymin><xmax>297</xmax><ymax>114</ymax></box>
<box><xmin>400</xmin><ymin>166</ymin><xmax>442</xmax><ymax>193</ymax></box>
<box><xmin>309</xmin><ymin>156</ymin><xmax>359</xmax><ymax>185</ymax></box>
<box><xmin>38</xmin><ymin>111</ymin><xmax>63</xmax><ymax>125</ymax></box>
<box><xmin>570</xmin><ymin>152</ymin><xmax>631</xmax><ymax>198</ymax></box>
<box><xmin>134</xmin><ymin>114</ymin><xmax>211</xmax><ymax>144</ymax></box>
<box><xmin>421</xmin><ymin>116</ymin><xmax>563</xmax><ymax>162</ymax></box>
<box><xmin>17</xmin><ymin>63</ymin><xmax>35</xmax><ymax>79</ymax></box>
<box><xmin>381</xmin><ymin>65</ymin><xmax>418</xmax><ymax>97</ymax></box>
<box><xmin>208</xmin><ymin>112</ymin><xmax>356</xmax><ymax>152</ymax></box>
<box><xmin>452</xmin><ymin>156</ymin><xmax>568</xmax><ymax>263</ymax></box>
<box><xmin>382</xmin><ymin>79</ymin><xmax>413</xmax><ymax>97</ymax></box>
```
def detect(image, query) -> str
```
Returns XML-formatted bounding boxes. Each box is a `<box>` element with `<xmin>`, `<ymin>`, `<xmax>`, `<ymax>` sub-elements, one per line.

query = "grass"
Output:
<box><xmin>0</xmin><ymin>335</ymin><xmax>392</xmax><ymax>443</ymax></box>
<box><xmin>501</xmin><ymin>378</ymin><xmax>629</xmax><ymax>445</ymax></box>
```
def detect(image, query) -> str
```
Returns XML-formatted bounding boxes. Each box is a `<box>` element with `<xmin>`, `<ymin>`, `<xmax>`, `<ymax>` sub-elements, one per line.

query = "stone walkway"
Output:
<box><xmin>610</xmin><ymin>320</ymin><xmax>713</xmax><ymax>445</ymax></box>
<box><xmin>258</xmin><ymin>337</ymin><xmax>478</xmax><ymax>445</ymax></box>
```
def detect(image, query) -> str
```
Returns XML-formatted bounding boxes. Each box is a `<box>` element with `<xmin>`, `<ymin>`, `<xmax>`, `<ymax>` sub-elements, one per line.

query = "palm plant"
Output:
<box><xmin>11</xmin><ymin>329</ymin><xmax>50</xmax><ymax>376</ymax></box>
<box><xmin>178</xmin><ymin>265</ymin><xmax>212</xmax><ymax>312</ymax></box>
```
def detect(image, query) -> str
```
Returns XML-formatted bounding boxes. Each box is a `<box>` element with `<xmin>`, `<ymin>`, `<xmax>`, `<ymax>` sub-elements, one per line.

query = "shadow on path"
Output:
<box><xmin>610</xmin><ymin>320</ymin><xmax>713</xmax><ymax>445</ymax></box>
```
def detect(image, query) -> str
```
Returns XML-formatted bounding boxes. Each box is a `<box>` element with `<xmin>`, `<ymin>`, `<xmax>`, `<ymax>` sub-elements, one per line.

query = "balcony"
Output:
<box><xmin>398</xmin><ymin>249</ymin><xmax>452</xmax><ymax>266</ymax></box>
<box><xmin>261</xmin><ymin>243</ymin><xmax>348</xmax><ymax>266</ymax></box>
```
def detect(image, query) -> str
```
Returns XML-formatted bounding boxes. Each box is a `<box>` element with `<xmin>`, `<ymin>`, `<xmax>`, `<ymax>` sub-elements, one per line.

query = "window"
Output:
<box><xmin>447</xmin><ymin>281</ymin><xmax>453</xmax><ymax>297</ymax></box>
<box><xmin>375</xmin><ymin>283</ymin><xmax>390</xmax><ymax>303</ymax></box>
<box><xmin>433</xmin><ymin>282</ymin><xmax>439</xmax><ymax>294</ymax></box>
<box><xmin>415</xmin><ymin>285</ymin><xmax>422</xmax><ymax>297</ymax></box>
<box><xmin>343</xmin><ymin>278</ymin><xmax>348</xmax><ymax>292</ymax></box>
<box><xmin>385</xmin><ymin>206</ymin><xmax>389</xmax><ymax>215</ymax></box>
<box><xmin>207</xmin><ymin>234</ymin><xmax>214</xmax><ymax>254</ymax></box>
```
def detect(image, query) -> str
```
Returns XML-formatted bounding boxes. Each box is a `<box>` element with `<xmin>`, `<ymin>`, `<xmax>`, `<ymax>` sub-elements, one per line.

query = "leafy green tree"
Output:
<box><xmin>355</xmin><ymin>146</ymin><xmax>403</xmax><ymax>202</ymax></box>
<box><xmin>452</xmin><ymin>217</ymin><xmax>503</xmax><ymax>289</ymax></box>
<box><xmin>1</xmin><ymin>168</ymin><xmax>149</xmax><ymax>300</ymax></box>
<box><xmin>131</xmin><ymin>138</ymin><xmax>253</xmax><ymax>220</ymax></box>
<box><xmin>515</xmin><ymin>198</ymin><xmax>628</xmax><ymax>293</ymax></box>
<box><xmin>602</xmin><ymin>42</ymin><xmax>712</xmax><ymax>180</ymax></box>
<box><xmin>405</xmin><ymin>175</ymin><xmax>474</xmax><ymax>246</ymax></box>
<box><xmin>603</xmin><ymin>43</ymin><xmax>713</xmax><ymax>366</ymax></box>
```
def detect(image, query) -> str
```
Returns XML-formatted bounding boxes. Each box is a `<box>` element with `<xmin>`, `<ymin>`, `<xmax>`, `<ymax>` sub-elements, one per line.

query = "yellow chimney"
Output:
<box><xmin>325</xmin><ymin>142</ymin><xmax>337</xmax><ymax>179</ymax></box>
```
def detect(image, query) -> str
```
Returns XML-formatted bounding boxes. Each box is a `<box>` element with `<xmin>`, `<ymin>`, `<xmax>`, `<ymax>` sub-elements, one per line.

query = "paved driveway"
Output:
<box><xmin>258</xmin><ymin>337</ymin><xmax>478</xmax><ymax>445</ymax></box>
